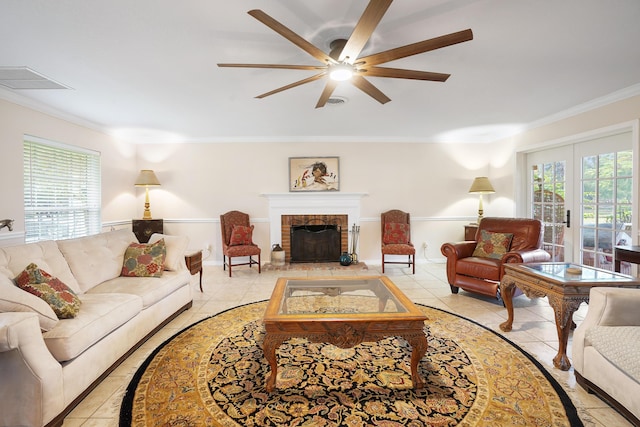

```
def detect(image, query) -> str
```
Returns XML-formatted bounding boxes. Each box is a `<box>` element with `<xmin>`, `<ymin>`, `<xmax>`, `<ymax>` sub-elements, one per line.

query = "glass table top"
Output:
<box><xmin>517</xmin><ymin>262</ymin><xmax>637</xmax><ymax>283</ymax></box>
<box><xmin>276</xmin><ymin>277</ymin><xmax>408</xmax><ymax>315</ymax></box>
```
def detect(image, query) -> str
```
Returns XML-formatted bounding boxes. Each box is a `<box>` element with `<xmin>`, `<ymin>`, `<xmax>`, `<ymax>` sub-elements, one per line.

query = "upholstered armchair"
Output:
<box><xmin>381</xmin><ymin>209</ymin><xmax>415</xmax><ymax>274</ymax></box>
<box><xmin>440</xmin><ymin>217</ymin><xmax>550</xmax><ymax>301</ymax></box>
<box><xmin>220</xmin><ymin>210</ymin><xmax>261</xmax><ymax>277</ymax></box>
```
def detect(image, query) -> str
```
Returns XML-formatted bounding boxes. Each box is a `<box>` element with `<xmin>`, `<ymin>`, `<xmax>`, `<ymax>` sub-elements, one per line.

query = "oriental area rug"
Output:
<box><xmin>120</xmin><ymin>300</ymin><xmax>583</xmax><ymax>427</ymax></box>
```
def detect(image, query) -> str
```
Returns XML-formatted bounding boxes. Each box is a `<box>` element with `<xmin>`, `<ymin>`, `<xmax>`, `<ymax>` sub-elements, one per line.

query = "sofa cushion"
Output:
<box><xmin>0</xmin><ymin>273</ymin><xmax>59</xmax><ymax>331</ymax></box>
<box><xmin>0</xmin><ymin>240</ymin><xmax>81</xmax><ymax>294</ymax></box>
<box><xmin>229</xmin><ymin>225</ymin><xmax>254</xmax><ymax>246</ymax></box>
<box><xmin>586</xmin><ymin>325</ymin><xmax>640</xmax><ymax>382</ymax></box>
<box><xmin>57</xmin><ymin>228</ymin><xmax>137</xmax><ymax>293</ymax></box>
<box><xmin>87</xmin><ymin>270</ymin><xmax>190</xmax><ymax>309</ymax></box>
<box><xmin>456</xmin><ymin>256</ymin><xmax>502</xmax><ymax>281</ymax></box>
<box><xmin>149</xmin><ymin>233</ymin><xmax>189</xmax><ymax>271</ymax></box>
<box><xmin>121</xmin><ymin>239</ymin><xmax>166</xmax><ymax>277</ymax></box>
<box><xmin>43</xmin><ymin>292</ymin><xmax>142</xmax><ymax>362</ymax></box>
<box><xmin>14</xmin><ymin>263</ymin><xmax>82</xmax><ymax>319</ymax></box>
<box><xmin>472</xmin><ymin>230</ymin><xmax>513</xmax><ymax>259</ymax></box>
<box><xmin>383</xmin><ymin>222</ymin><xmax>409</xmax><ymax>244</ymax></box>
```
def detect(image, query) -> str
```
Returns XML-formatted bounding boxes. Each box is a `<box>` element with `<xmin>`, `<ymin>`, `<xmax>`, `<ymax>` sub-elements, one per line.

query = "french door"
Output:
<box><xmin>525</xmin><ymin>130</ymin><xmax>634</xmax><ymax>271</ymax></box>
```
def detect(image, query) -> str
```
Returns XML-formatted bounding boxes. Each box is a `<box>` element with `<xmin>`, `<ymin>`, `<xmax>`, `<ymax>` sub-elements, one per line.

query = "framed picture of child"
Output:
<box><xmin>289</xmin><ymin>157</ymin><xmax>339</xmax><ymax>192</ymax></box>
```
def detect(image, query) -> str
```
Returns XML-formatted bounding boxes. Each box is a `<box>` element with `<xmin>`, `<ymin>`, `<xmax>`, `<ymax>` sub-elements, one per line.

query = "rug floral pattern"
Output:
<box><xmin>123</xmin><ymin>301</ymin><xmax>581</xmax><ymax>427</ymax></box>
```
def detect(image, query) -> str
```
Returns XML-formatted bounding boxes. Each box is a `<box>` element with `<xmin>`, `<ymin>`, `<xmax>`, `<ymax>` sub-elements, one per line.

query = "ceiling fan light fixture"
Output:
<box><xmin>329</xmin><ymin>63</ymin><xmax>353</xmax><ymax>81</ymax></box>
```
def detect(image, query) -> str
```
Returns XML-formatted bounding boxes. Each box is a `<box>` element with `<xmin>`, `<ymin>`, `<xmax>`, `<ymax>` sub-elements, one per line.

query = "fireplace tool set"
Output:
<box><xmin>350</xmin><ymin>224</ymin><xmax>360</xmax><ymax>264</ymax></box>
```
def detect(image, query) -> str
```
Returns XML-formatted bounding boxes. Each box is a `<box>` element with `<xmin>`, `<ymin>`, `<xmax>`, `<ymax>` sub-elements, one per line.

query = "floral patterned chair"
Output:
<box><xmin>220</xmin><ymin>210</ymin><xmax>261</xmax><ymax>277</ymax></box>
<box><xmin>381</xmin><ymin>209</ymin><xmax>415</xmax><ymax>274</ymax></box>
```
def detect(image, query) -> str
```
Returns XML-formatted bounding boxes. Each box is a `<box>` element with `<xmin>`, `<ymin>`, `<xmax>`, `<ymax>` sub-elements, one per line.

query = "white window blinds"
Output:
<box><xmin>23</xmin><ymin>137</ymin><xmax>101</xmax><ymax>243</ymax></box>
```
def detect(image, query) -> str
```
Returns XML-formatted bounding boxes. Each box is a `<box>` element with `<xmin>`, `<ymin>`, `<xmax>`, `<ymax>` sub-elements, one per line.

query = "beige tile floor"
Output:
<box><xmin>63</xmin><ymin>262</ymin><xmax>633</xmax><ymax>426</ymax></box>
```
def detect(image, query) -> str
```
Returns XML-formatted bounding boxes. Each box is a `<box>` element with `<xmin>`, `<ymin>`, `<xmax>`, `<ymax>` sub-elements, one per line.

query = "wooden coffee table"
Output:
<box><xmin>499</xmin><ymin>262</ymin><xmax>640</xmax><ymax>370</ymax></box>
<box><xmin>262</xmin><ymin>276</ymin><xmax>428</xmax><ymax>392</ymax></box>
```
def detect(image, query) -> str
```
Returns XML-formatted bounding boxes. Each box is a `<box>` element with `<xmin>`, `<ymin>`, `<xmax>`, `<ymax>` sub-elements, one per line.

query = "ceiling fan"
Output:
<box><xmin>217</xmin><ymin>0</ymin><xmax>473</xmax><ymax>108</ymax></box>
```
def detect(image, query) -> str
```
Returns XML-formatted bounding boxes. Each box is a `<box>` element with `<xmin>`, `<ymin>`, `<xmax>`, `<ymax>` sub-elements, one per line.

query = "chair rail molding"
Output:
<box><xmin>261</xmin><ymin>192</ymin><xmax>368</xmax><ymax>247</ymax></box>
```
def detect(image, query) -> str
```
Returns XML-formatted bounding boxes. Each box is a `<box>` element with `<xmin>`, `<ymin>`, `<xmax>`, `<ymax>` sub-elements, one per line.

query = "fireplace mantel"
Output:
<box><xmin>262</xmin><ymin>193</ymin><xmax>367</xmax><ymax>246</ymax></box>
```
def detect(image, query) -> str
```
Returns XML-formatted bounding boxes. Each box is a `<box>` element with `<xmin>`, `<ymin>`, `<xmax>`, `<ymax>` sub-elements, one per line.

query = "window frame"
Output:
<box><xmin>23</xmin><ymin>135</ymin><xmax>101</xmax><ymax>243</ymax></box>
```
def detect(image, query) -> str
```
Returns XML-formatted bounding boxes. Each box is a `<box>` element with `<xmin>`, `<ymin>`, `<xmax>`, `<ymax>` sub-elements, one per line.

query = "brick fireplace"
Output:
<box><xmin>262</xmin><ymin>192</ymin><xmax>367</xmax><ymax>263</ymax></box>
<box><xmin>282</xmin><ymin>214</ymin><xmax>348</xmax><ymax>262</ymax></box>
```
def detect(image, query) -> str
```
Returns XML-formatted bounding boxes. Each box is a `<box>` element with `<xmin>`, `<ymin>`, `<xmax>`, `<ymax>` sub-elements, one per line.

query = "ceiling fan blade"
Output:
<box><xmin>255</xmin><ymin>72</ymin><xmax>326</xmax><ymax>99</ymax></box>
<box><xmin>339</xmin><ymin>0</ymin><xmax>393</xmax><ymax>63</ymax></box>
<box><xmin>218</xmin><ymin>63</ymin><xmax>326</xmax><ymax>71</ymax></box>
<box><xmin>361</xmin><ymin>66</ymin><xmax>450</xmax><ymax>81</ymax></box>
<box><xmin>248</xmin><ymin>10</ymin><xmax>334</xmax><ymax>64</ymax></box>
<box><xmin>351</xmin><ymin>75</ymin><xmax>391</xmax><ymax>104</ymax></box>
<box><xmin>357</xmin><ymin>28</ymin><xmax>473</xmax><ymax>66</ymax></box>
<box><xmin>315</xmin><ymin>80</ymin><xmax>339</xmax><ymax>108</ymax></box>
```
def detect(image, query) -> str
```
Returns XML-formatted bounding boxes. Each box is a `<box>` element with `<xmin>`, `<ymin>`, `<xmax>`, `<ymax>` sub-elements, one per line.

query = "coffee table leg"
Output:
<box><xmin>547</xmin><ymin>296</ymin><xmax>583</xmax><ymax>370</ymax></box>
<box><xmin>499</xmin><ymin>278</ymin><xmax>517</xmax><ymax>332</ymax></box>
<box><xmin>407</xmin><ymin>333</ymin><xmax>428</xmax><ymax>389</ymax></box>
<box><xmin>262</xmin><ymin>334</ymin><xmax>282</xmax><ymax>392</ymax></box>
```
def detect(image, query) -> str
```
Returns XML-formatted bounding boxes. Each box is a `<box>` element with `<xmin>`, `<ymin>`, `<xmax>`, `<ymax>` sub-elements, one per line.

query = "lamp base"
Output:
<box><xmin>142</xmin><ymin>201</ymin><xmax>152</xmax><ymax>220</ymax></box>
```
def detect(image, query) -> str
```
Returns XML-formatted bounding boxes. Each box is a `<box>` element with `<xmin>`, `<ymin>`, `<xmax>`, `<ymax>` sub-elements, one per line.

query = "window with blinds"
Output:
<box><xmin>23</xmin><ymin>137</ymin><xmax>101</xmax><ymax>243</ymax></box>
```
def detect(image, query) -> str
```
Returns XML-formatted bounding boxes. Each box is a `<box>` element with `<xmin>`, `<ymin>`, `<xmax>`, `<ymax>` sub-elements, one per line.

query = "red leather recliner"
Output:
<box><xmin>440</xmin><ymin>217</ymin><xmax>551</xmax><ymax>301</ymax></box>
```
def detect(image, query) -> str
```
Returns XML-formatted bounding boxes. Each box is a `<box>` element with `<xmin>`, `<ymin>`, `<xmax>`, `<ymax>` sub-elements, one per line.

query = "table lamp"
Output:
<box><xmin>135</xmin><ymin>169</ymin><xmax>161</xmax><ymax>220</ymax></box>
<box><xmin>468</xmin><ymin>177</ymin><xmax>495</xmax><ymax>224</ymax></box>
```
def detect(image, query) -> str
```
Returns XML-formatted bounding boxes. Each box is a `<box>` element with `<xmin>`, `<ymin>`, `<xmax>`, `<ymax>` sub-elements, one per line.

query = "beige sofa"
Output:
<box><xmin>0</xmin><ymin>228</ymin><xmax>192</xmax><ymax>427</ymax></box>
<box><xmin>572</xmin><ymin>287</ymin><xmax>640</xmax><ymax>425</ymax></box>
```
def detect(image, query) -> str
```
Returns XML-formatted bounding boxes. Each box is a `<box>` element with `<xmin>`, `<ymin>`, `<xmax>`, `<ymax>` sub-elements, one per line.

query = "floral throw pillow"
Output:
<box><xmin>383</xmin><ymin>222</ymin><xmax>409</xmax><ymax>244</ymax></box>
<box><xmin>472</xmin><ymin>230</ymin><xmax>514</xmax><ymax>259</ymax></box>
<box><xmin>14</xmin><ymin>263</ymin><xmax>82</xmax><ymax>319</ymax></box>
<box><xmin>229</xmin><ymin>225</ymin><xmax>254</xmax><ymax>246</ymax></box>
<box><xmin>121</xmin><ymin>239</ymin><xmax>166</xmax><ymax>277</ymax></box>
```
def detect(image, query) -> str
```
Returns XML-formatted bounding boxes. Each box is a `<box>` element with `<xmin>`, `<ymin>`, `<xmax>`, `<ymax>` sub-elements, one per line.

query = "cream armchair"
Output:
<box><xmin>573</xmin><ymin>287</ymin><xmax>640</xmax><ymax>425</ymax></box>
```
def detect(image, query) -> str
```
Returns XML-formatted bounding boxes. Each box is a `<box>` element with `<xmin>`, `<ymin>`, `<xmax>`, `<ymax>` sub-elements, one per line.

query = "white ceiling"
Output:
<box><xmin>1</xmin><ymin>0</ymin><xmax>640</xmax><ymax>144</ymax></box>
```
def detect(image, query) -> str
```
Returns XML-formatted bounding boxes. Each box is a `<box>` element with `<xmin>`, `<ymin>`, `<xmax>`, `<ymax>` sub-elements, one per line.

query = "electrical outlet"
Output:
<box><xmin>422</xmin><ymin>242</ymin><xmax>428</xmax><ymax>249</ymax></box>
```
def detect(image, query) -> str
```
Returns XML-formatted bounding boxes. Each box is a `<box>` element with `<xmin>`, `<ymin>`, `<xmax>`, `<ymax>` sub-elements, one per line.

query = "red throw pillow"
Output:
<box><xmin>383</xmin><ymin>222</ymin><xmax>409</xmax><ymax>244</ymax></box>
<box><xmin>229</xmin><ymin>225</ymin><xmax>254</xmax><ymax>246</ymax></box>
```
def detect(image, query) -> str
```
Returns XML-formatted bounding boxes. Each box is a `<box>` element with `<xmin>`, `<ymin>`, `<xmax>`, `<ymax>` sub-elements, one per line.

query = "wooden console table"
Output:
<box><xmin>614</xmin><ymin>245</ymin><xmax>640</xmax><ymax>272</ymax></box>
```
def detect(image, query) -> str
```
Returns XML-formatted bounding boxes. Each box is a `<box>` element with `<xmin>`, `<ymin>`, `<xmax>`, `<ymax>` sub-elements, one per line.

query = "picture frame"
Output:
<box><xmin>289</xmin><ymin>157</ymin><xmax>340</xmax><ymax>192</ymax></box>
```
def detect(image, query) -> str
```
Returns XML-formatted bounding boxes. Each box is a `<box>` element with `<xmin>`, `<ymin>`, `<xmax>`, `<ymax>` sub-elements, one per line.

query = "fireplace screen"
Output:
<box><xmin>290</xmin><ymin>224</ymin><xmax>341</xmax><ymax>263</ymax></box>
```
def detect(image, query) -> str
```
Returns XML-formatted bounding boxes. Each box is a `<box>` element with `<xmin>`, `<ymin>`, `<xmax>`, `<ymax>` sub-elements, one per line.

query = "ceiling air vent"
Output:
<box><xmin>0</xmin><ymin>66</ymin><xmax>71</xmax><ymax>90</ymax></box>
<box><xmin>327</xmin><ymin>96</ymin><xmax>347</xmax><ymax>106</ymax></box>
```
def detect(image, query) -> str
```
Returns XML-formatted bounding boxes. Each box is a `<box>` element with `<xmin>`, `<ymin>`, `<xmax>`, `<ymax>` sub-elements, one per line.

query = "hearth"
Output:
<box><xmin>290</xmin><ymin>224</ymin><xmax>341</xmax><ymax>263</ymax></box>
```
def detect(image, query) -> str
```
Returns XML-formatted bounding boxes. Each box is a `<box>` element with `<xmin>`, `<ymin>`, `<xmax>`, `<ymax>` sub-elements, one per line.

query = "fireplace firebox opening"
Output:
<box><xmin>290</xmin><ymin>224</ymin><xmax>341</xmax><ymax>263</ymax></box>
<box><xmin>281</xmin><ymin>214</ymin><xmax>348</xmax><ymax>263</ymax></box>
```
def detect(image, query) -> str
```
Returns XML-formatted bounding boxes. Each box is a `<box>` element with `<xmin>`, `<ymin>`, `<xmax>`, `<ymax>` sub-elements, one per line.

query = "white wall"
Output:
<box><xmin>136</xmin><ymin>141</ymin><xmax>510</xmax><ymax>264</ymax></box>
<box><xmin>0</xmin><ymin>98</ymin><xmax>137</xmax><ymax>247</ymax></box>
<box><xmin>3</xmin><ymin>93</ymin><xmax>639</xmax><ymax>266</ymax></box>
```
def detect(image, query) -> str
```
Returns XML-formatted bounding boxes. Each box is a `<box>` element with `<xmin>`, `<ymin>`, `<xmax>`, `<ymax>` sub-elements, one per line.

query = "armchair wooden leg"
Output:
<box><xmin>412</xmin><ymin>255</ymin><xmax>415</xmax><ymax>274</ymax></box>
<box><xmin>382</xmin><ymin>255</ymin><xmax>385</xmax><ymax>273</ymax></box>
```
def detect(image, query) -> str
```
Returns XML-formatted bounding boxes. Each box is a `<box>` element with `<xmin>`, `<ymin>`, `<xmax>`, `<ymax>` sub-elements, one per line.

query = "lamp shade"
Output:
<box><xmin>134</xmin><ymin>170</ymin><xmax>161</xmax><ymax>187</ymax></box>
<box><xmin>468</xmin><ymin>177</ymin><xmax>495</xmax><ymax>194</ymax></box>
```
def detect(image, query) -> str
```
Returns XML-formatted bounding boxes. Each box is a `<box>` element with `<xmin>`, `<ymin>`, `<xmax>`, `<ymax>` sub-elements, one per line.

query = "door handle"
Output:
<box><xmin>562</xmin><ymin>210</ymin><xmax>571</xmax><ymax>228</ymax></box>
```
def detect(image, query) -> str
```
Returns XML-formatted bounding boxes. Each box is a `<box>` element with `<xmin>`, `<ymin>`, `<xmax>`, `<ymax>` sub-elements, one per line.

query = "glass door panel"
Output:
<box><xmin>526</xmin><ymin>131</ymin><xmax>633</xmax><ymax>270</ymax></box>
<box><xmin>528</xmin><ymin>146</ymin><xmax>572</xmax><ymax>262</ymax></box>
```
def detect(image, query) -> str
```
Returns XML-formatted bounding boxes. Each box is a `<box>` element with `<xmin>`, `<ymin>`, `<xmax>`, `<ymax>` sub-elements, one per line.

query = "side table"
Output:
<box><xmin>499</xmin><ymin>262</ymin><xmax>640</xmax><ymax>370</ymax></box>
<box><xmin>185</xmin><ymin>250</ymin><xmax>203</xmax><ymax>292</ymax></box>
<box><xmin>132</xmin><ymin>219</ymin><xmax>163</xmax><ymax>243</ymax></box>
<box><xmin>464</xmin><ymin>224</ymin><xmax>479</xmax><ymax>241</ymax></box>
<box><xmin>614</xmin><ymin>245</ymin><xmax>640</xmax><ymax>272</ymax></box>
